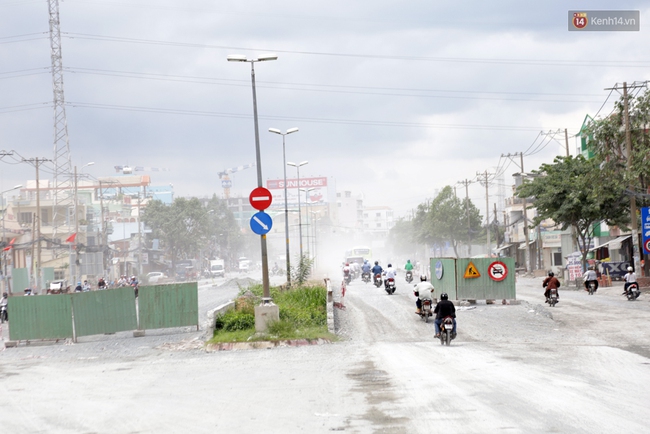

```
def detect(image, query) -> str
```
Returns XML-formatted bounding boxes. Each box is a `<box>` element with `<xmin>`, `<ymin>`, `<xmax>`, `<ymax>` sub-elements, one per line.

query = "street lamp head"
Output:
<box><xmin>227</xmin><ymin>54</ymin><xmax>248</xmax><ymax>62</ymax></box>
<box><xmin>256</xmin><ymin>54</ymin><xmax>278</xmax><ymax>62</ymax></box>
<box><xmin>299</xmin><ymin>160</ymin><xmax>309</xmax><ymax>167</ymax></box>
<box><xmin>12</xmin><ymin>184</ymin><xmax>22</xmax><ymax>190</ymax></box>
<box><xmin>287</xmin><ymin>162</ymin><xmax>297</xmax><ymax>167</ymax></box>
<box><xmin>286</xmin><ymin>127</ymin><xmax>299</xmax><ymax>134</ymax></box>
<box><xmin>268</xmin><ymin>128</ymin><xmax>282</xmax><ymax>135</ymax></box>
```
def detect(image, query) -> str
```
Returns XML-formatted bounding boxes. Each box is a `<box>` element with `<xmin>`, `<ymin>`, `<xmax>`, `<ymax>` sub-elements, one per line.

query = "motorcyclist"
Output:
<box><xmin>97</xmin><ymin>277</ymin><xmax>107</xmax><ymax>290</ymax></box>
<box><xmin>384</xmin><ymin>263</ymin><xmax>397</xmax><ymax>289</ymax></box>
<box><xmin>82</xmin><ymin>280</ymin><xmax>91</xmax><ymax>292</ymax></box>
<box><xmin>583</xmin><ymin>266</ymin><xmax>598</xmax><ymax>292</ymax></box>
<box><xmin>404</xmin><ymin>259</ymin><xmax>414</xmax><ymax>272</ymax></box>
<box><xmin>371</xmin><ymin>261</ymin><xmax>383</xmax><ymax>285</ymax></box>
<box><xmin>361</xmin><ymin>260</ymin><xmax>371</xmax><ymax>278</ymax></box>
<box><xmin>623</xmin><ymin>266</ymin><xmax>637</xmax><ymax>295</ymax></box>
<box><xmin>0</xmin><ymin>292</ymin><xmax>7</xmax><ymax>322</ymax></box>
<box><xmin>342</xmin><ymin>262</ymin><xmax>351</xmax><ymax>280</ymax></box>
<box><xmin>118</xmin><ymin>275</ymin><xmax>127</xmax><ymax>287</ymax></box>
<box><xmin>542</xmin><ymin>271</ymin><xmax>561</xmax><ymax>302</ymax></box>
<box><xmin>413</xmin><ymin>275</ymin><xmax>434</xmax><ymax>314</ymax></box>
<box><xmin>434</xmin><ymin>293</ymin><xmax>456</xmax><ymax>338</ymax></box>
<box><xmin>74</xmin><ymin>281</ymin><xmax>83</xmax><ymax>292</ymax></box>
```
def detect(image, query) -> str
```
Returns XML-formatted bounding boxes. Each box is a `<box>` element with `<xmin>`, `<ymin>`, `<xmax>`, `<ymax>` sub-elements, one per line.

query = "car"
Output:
<box><xmin>146</xmin><ymin>272</ymin><xmax>168</xmax><ymax>284</ymax></box>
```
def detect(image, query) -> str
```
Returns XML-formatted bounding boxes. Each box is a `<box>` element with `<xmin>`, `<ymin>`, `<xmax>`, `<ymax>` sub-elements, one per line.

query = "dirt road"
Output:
<box><xmin>1</xmin><ymin>275</ymin><xmax>649</xmax><ymax>433</ymax></box>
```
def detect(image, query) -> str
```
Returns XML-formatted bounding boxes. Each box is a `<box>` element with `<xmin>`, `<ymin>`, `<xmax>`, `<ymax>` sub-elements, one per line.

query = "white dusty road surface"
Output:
<box><xmin>1</xmin><ymin>274</ymin><xmax>650</xmax><ymax>433</ymax></box>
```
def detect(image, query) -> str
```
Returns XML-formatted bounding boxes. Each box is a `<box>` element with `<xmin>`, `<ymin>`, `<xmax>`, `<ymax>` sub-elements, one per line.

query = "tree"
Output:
<box><xmin>387</xmin><ymin>218</ymin><xmax>416</xmax><ymax>258</ymax></box>
<box><xmin>142</xmin><ymin>197</ymin><xmax>212</xmax><ymax>271</ymax></box>
<box><xmin>516</xmin><ymin>155</ymin><xmax>629</xmax><ymax>270</ymax></box>
<box><xmin>205</xmin><ymin>195</ymin><xmax>244</xmax><ymax>267</ymax></box>
<box><xmin>412</xmin><ymin>186</ymin><xmax>483</xmax><ymax>257</ymax></box>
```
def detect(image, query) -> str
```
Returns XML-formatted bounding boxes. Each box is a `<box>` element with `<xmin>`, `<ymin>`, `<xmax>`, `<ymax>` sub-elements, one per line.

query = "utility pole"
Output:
<box><xmin>23</xmin><ymin>158</ymin><xmax>51</xmax><ymax>291</ymax></box>
<box><xmin>564</xmin><ymin>128</ymin><xmax>570</xmax><ymax>157</ymax></box>
<box><xmin>494</xmin><ymin>203</ymin><xmax>499</xmax><ymax>249</ymax></box>
<box><xmin>477</xmin><ymin>170</ymin><xmax>494</xmax><ymax>257</ymax></box>
<box><xmin>624</xmin><ymin>82</ymin><xmax>641</xmax><ymax>274</ymax></box>
<box><xmin>457</xmin><ymin>179</ymin><xmax>475</xmax><ymax>256</ymax></box>
<box><xmin>502</xmin><ymin>152</ymin><xmax>533</xmax><ymax>273</ymax></box>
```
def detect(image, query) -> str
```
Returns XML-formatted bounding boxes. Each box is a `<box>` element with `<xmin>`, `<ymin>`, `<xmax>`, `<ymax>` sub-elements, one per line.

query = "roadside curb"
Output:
<box><xmin>205</xmin><ymin>338</ymin><xmax>332</xmax><ymax>352</ymax></box>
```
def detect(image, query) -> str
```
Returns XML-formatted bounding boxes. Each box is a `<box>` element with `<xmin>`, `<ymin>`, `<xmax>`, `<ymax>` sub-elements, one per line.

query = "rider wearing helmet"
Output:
<box><xmin>371</xmin><ymin>261</ymin><xmax>383</xmax><ymax>285</ymax></box>
<box><xmin>542</xmin><ymin>271</ymin><xmax>561</xmax><ymax>302</ymax></box>
<box><xmin>361</xmin><ymin>260</ymin><xmax>372</xmax><ymax>277</ymax></box>
<box><xmin>583</xmin><ymin>265</ymin><xmax>598</xmax><ymax>292</ymax></box>
<box><xmin>383</xmin><ymin>263</ymin><xmax>397</xmax><ymax>290</ymax></box>
<box><xmin>623</xmin><ymin>266</ymin><xmax>637</xmax><ymax>294</ymax></box>
<box><xmin>404</xmin><ymin>259</ymin><xmax>414</xmax><ymax>272</ymax></box>
<box><xmin>434</xmin><ymin>292</ymin><xmax>456</xmax><ymax>338</ymax></box>
<box><xmin>413</xmin><ymin>274</ymin><xmax>434</xmax><ymax>314</ymax></box>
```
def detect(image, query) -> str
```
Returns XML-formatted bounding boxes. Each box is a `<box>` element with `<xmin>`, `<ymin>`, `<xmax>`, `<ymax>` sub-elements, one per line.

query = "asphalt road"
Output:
<box><xmin>1</xmin><ymin>273</ymin><xmax>649</xmax><ymax>433</ymax></box>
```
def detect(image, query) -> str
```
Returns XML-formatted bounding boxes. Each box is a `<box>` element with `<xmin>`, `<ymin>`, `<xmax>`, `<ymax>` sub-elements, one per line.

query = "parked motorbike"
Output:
<box><xmin>405</xmin><ymin>270</ymin><xmax>413</xmax><ymax>284</ymax></box>
<box><xmin>418</xmin><ymin>299</ymin><xmax>433</xmax><ymax>322</ymax></box>
<box><xmin>439</xmin><ymin>316</ymin><xmax>455</xmax><ymax>346</ymax></box>
<box><xmin>0</xmin><ymin>304</ymin><xmax>7</xmax><ymax>323</ymax></box>
<box><xmin>587</xmin><ymin>281</ymin><xmax>596</xmax><ymax>295</ymax></box>
<box><xmin>362</xmin><ymin>272</ymin><xmax>371</xmax><ymax>284</ymax></box>
<box><xmin>623</xmin><ymin>283</ymin><xmax>641</xmax><ymax>301</ymax></box>
<box><xmin>384</xmin><ymin>277</ymin><xmax>396</xmax><ymax>295</ymax></box>
<box><xmin>546</xmin><ymin>288</ymin><xmax>559</xmax><ymax>307</ymax></box>
<box><xmin>374</xmin><ymin>273</ymin><xmax>382</xmax><ymax>288</ymax></box>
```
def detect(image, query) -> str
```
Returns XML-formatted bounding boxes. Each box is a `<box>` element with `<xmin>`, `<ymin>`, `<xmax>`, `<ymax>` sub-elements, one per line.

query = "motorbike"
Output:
<box><xmin>587</xmin><ymin>281</ymin><xmax>597</xmax><ymax>295</ymax></box>
<box><xmin>623</xmin><ymin>282</ymin><xmax>641</xmax><ymax>301</ymax></box>
<box><xmin>0</xmin><ymin>304</ymin><xmax>7</xmax><ymax>323</ymax></box>
<box><xmin>384</xmin><ymin>277</ymin><xmax>396</xmax><ymax>295</ymax></box>
<box><xmin>362</xmin><ymin>272</ymin><xmax>371</xmax><ymax>284</ymax></box>
<box><xmin>546</xmin><ymin>288</ymin><xmax>559</xmax><ymax>307</ymax></box>
<box><xmin>374</xmin><ymin>273</ymin><xmax>382</xmax><ymax>288</ymax></box>
<box><xmin>405</xmin><ymin>270</ymin><xmax>413</xmax><ymax>284</ymax></box>
<box><xmin>418</xmin><ymin>299</ymin><xmax>433</xmax><ymax>322</ymax></box>
<box><xmin>343</xmin><ymin>270</ymin><xmax>352</xmax><ymax>285</ymax></box>
<box><xmin>439</xmin><ymin>316</ymin><xmax>455</xmax><ymax>346</ymax></box>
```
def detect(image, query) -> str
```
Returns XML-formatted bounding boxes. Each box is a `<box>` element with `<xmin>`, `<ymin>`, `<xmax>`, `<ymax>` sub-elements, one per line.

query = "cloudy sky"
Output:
<box><xmin>1</xmin><ymin>0</ymin><xmax>648</xmax><ymax>219</ymax></box>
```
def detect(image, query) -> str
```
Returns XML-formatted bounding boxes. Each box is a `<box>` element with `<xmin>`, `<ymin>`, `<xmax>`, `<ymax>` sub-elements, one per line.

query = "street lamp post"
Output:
<box><xmin>287</xmin><ymin>161</ymin><xmax>308</xmax><ymax>259</ymax></box>
<box><xmin>227</xmin><ymin>53</ymin><xmax>277</xmax><ymax>316</ymax></box>
<box><xmin>299</xmin><ymin>187</ymin><xmax>315</xmax><ymax>256</ymax></box>
<box><xmin>73</xmin><ymin>162</ymin><xmax>94</xmax><ymax>285</ymax></box>
<box><xmin>1</xmin><ymin>184</ymin><xmax>22</xmax><ymax>294</ymax></box>
<box><xmin>269</xmin><ymin>127</ymin><xmax>299</xmax><ymax>286</ymax></box>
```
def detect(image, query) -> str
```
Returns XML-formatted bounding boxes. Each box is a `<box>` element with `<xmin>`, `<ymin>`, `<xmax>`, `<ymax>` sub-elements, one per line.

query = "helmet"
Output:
<box><xmin>387</xmin><ymin>263</ymin><xmax>392</xmax><ymax>268</ymax></box>
<box><xmin>628</xmin><ymin>266</ymin><xmax>633</xmax><ymax>272</ymax></box>
<box><xmin>374</xmin><ymin>261</ymin><xmax>378</xmax><ymax>265</ymax></box>
<box><xmin>440</xmin><ymin>293</ymin><xmax>448</xmax><ymax>300</ymax></box>
<box><xmin>345</xmin><ymin>263</ymin><xmax>349</xmax><ymax>266</ymax></box>
<box><xmin>2</xmin><ymin>292</ymin><xmax>7</xmax><ymax>297</ymax></box>
<box><xmin>77</xmin><ymin>282</ymin><xmax>82</xmax><ymax>285</ymax></box>
<box><xmin>420</xmin><ymin>275</ymin><xmax>427</xmax><ymax>281</ymax></box>
<box><xmin>407</xmin><ymin>259</ymin><xmax>411</xmax><ymax>263</ymax></box>
<box><xmin>589</xmin><ymin>265</ymin><xmax>595</xmax><ymax>270</ymax></box>
<box><xmin>548</xmin><ymin>271</ymin><xmax>554</xmax><ymax>277</ymax></box>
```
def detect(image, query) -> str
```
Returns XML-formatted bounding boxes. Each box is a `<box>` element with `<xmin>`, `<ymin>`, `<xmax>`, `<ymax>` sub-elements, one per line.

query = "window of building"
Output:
<box><xmin>376</xmin><ymin>222</ymin><xmax>382</xmax><ymax>228</ymax></box>
<box><xmin>553</xmin><ymin>252</ymin><xmax>562</xmax><ymax>266</ymax></box>
<box><xmin>363</xmin><ymin>213</ymin><xmax>368</xmax><ymax>218</ymax></box>
<box><xmin>387</xmin><ymin>211</ymin><xmax>393</xmax><ymax>218</ymax></box>
<box><xmin>19</xmin><ymin>212</ymin><xmax>33</xmax><ymax>224</ymax></box>
<box><xmin>345</xmin><ymin>191</ymin><xmax>351</xmax><ymax>198</ymax></box>
<box><xmin>376</xmin><ymin>212</ymin><xmax>381</xmax><ymax>217</ymax></box>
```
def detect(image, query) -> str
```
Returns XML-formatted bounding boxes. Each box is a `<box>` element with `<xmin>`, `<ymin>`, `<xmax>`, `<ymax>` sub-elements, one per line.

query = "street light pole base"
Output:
<box><xmin>255</xmin><ymin>301</ymin><xmax>279</xmax><ymax>332</ymax></box>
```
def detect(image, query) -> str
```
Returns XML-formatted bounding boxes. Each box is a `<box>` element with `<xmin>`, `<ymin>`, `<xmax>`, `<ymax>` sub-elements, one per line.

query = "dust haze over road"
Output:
<box><xmin>1</xmin><ymin>273</ymin><xmax>649</xmax><ymax>433</ymax></box>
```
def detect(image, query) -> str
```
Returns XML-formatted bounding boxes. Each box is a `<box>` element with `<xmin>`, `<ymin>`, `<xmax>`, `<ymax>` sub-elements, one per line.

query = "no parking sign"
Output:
<box><xmin>487</xmin><ymin>261</ymin><xmax>508</xmax><ymax>282</ymax></box>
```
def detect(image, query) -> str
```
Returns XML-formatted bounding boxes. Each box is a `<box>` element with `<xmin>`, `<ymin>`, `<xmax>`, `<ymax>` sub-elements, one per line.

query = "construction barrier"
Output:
<box><xmin>137</xmin><ymin>283</ymin><xmax>199</xmax><ymax>330</ymax></box>
<box><xmin>430</xmin><ymin>257</ymin><xmax>516</xmax><ymax>301</ymax></box>
<box><xmin>71</xmin><ymin>287</ymin><xmax>138</xmax><ymax>337</ymax></box>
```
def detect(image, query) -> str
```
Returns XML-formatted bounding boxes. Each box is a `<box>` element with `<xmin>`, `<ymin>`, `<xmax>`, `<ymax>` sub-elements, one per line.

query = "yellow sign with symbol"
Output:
<box><xmin>463</xmin><ymin>261</ymin><xmax>481</xmax><ymax>279</ymax></box>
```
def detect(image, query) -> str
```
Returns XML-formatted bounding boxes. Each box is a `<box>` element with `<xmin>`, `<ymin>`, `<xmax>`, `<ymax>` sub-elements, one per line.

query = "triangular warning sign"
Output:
<box><xmin>464</xmin><ymin>261</ymin><xmax>481</xmax><ymax>279</ymax></box>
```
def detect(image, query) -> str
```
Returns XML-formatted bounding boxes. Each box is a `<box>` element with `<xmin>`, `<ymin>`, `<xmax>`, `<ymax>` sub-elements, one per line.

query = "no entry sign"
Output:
<box><xmin>249</xmin><ymin>187</ymin><xmax>272</xmax><ymax>211</ymax></box>
<box><xmin>487</xmin><ymin>261</ymin><xmax>508</xmax><ymax>282</ymax></box>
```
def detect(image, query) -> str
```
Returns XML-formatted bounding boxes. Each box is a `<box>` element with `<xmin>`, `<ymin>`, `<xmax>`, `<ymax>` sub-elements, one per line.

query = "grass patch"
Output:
<box><xmin>208</xmin><ymin>283</ymin><xmax>335</xmax><ymax>344</ymax></box>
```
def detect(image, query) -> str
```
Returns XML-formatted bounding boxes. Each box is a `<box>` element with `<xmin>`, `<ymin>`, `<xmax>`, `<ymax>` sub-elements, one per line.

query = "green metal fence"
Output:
<box><xmin>11</xmin><ymin>268</ymin><xmax>29</xmax><ymax>295</ymax></box>
<box><xmin>71</xmin><ymin>287</ymin><xmax>138</xmax><ymax>337</ymax></box>
<box><xmin>430</xmin><ymin>258</ymin><xmax>458</xmax><ymax>300</ymax></box>
<box><xmin>8</xmin><ymin>295</ymin><xmax>74</xmax><ymax>341</ymax></box>
<box><xmin>429</xmin><ymin>257</ymin><xmax>516</xmax><ymax>301</ymax></box>
<box><xmin>138</xmin><ymin>283</ymin><xmax>199</xmax><ymax>330</ymax></box>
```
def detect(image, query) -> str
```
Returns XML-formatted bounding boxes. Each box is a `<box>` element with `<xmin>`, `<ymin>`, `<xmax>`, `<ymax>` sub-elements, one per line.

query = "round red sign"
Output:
<box><xmin>249</xmin><ymin>187</ymin><xmax>272</xmax><ymax>211</ymax></box>
<box><xmin>487</xmin><ymin>261</ymin><xmax>508</xmax><ymax>282</ymax></box>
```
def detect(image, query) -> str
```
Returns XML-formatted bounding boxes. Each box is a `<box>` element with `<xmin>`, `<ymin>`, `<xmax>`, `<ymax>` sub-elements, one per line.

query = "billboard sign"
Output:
<box><xmin>266</xmin><ymin>177</ymin><xmax>328</xmax><ymax>207</ymax></box>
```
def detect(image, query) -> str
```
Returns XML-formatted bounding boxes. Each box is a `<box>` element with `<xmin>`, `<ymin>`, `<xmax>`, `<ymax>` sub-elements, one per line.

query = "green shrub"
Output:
<box><xmin>214</xmin><ymin>310</ymin><xmax>255</xmax><ymax>332</ymax></box>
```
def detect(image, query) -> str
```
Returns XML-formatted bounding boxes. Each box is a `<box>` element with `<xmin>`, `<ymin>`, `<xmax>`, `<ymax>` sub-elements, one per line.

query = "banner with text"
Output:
<box><xmin>266</xmin><ymin>177</ymin><xmax>328</xmax><ymax>206</ymax></box>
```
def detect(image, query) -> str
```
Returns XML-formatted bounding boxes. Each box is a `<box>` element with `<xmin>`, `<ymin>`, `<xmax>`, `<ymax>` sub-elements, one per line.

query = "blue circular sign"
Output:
<box><xmin>250</xmin><ymin>211</ymin><xmax>273</xmax><ymax>235</ymax></box>
<box><xmin>435</xmin><ymin>260</ymin><xmax>444</xmax><ymax>280</ymax></box>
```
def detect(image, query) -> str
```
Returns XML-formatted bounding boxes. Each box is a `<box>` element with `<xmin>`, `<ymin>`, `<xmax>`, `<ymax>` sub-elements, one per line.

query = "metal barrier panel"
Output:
<box><xmin>71</xmin><ymin>287</ymin><xmax>138</xmax><ymax>337</ymax></box>
<box><xmin>456</xmin><ymin>258</ymin><xmax>516</xmax><ymax>300</ymax></box>
<box><xmin>138</xmin><ymin>283</ymin><xmax>199</xmax><ymax>330</ymax></box>
<box><xmin>8</xmin><ymin>295</ymin><xmax>73</xmax><ymax>341</ymax></box>
<box><xmin>430</xmin><ymin>258</ymin><xmax>457</xmax><ymax>300</ymax></box>
<box><xmin>42</xmin><ymin>267</ymin><xmax>55</xmax><ymax>291</ymax></box>
<box><xmin>11</xmin><ymin>268</ymin><xmax>29</xmax><ymax>295</ymax></box>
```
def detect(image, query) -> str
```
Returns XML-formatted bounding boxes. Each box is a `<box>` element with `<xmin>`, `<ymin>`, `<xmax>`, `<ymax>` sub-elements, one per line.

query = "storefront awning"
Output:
<box><xmin>518</xmin><ymin>241</ymin><xmax>535</xmax><ymax>250</ymax></box>
<box><xmin>589</xmin><ymin>235</ymin><xmax>632</xmax><ymax>251</ymax></box>
<box><xmin>494</xmin><ymin>243</ymin><xmax>513</xmax><ymax>253</ymax></box>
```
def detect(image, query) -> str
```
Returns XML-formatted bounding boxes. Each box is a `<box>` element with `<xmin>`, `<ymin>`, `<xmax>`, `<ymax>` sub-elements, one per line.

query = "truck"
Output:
<box><xmin>210</xmin><ymin>259</ymin><xmax>225</xmax><ymax>278</ymax></box>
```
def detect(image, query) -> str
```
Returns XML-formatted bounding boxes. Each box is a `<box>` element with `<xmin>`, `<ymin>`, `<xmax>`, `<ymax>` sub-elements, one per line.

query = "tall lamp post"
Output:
<box><xmin>73</xmin><ymin>161</ymin><xmax>94</xmax><ymax>285</ymax></box>
<box><xmin>1</xmin><ymin>184</ymin><xmax>22</xmax><ymax>294</ymax></box>
<box><xmin>269</xmin><ymin>127</ymin><xmax>299</xmax><ymax>286</ymax></box>
<box><xmin>227</xmin><ymin>53</ymin><xmax>277</xmax><ymax>309</ymax></box>
<box><xmin>299</xmin><ymin>187</ymin><xmax>315</xmax><ymax>256</ymax></box>
<box><xmin>287</xmin><ymin>161</ymin><xmax>308</xmax><ymax>259</ymax></box>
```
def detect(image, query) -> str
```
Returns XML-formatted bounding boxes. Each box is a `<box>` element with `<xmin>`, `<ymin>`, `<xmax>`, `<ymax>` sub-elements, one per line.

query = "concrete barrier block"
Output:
<box><xmin>255</xmin><ymin>302</ymin><xmax>279</xmax><ymax>333</ymax></box>
<box><xmin>4</xmin><ymin>340</ymin><xmax>17</xmax><ymax>348</ymax></box>
<box><xmin>133</xmin><ymin>330</ymin><xmax>146</xmax><ymax>337</ymax></box>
